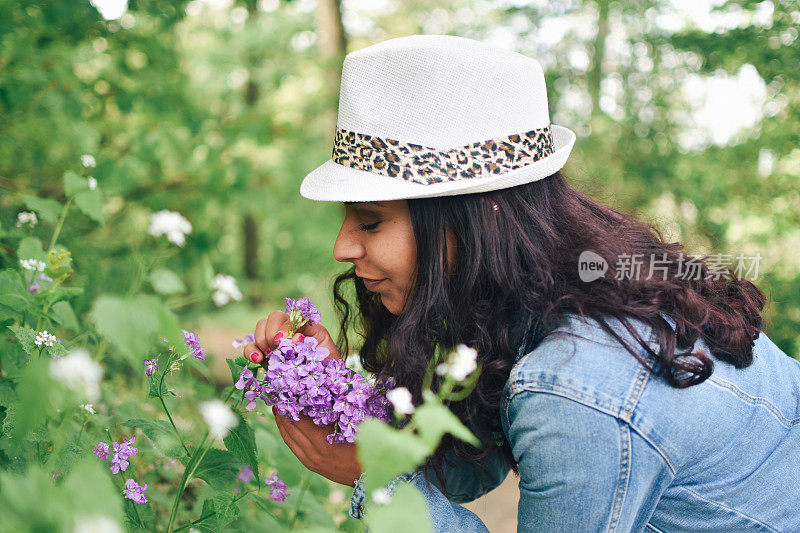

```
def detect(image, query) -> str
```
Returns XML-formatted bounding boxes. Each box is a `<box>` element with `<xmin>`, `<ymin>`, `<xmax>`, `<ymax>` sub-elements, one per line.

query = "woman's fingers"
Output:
<box><xmin>242</xmin><ymin>341</ymin><xmax>263</xmax><ymax>363</ymax></box>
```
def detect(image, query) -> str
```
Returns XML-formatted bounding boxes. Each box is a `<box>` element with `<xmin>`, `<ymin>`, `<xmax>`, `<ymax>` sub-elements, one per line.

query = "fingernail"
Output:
<box><xmin>296</xmin><ymin>334</ymin><xmax>305</xmax><ymax>343</ymax></box>
<box><xmin>250</xmin><ymin>352</ymin><xmax>261</xmax><ymax>363</ymax></box>
<box><xmin>272</xmin><ymin>331</ymin><xmax>285</xmax><ymax>344</ymax></box>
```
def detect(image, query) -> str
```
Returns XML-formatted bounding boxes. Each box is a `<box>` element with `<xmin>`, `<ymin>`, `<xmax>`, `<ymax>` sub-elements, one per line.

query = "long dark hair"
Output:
<box><xmin>331</xmin><ymin>170</ymin><xmax>766</xmax><ymax>493</ymax></box>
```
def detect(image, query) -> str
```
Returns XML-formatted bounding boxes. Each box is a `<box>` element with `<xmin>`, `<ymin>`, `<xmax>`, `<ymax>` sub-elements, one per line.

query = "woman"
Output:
<box><xmin>243</xmin><ymin>35</ymin><xmax>800</xmax><ymax>532</ymax></box>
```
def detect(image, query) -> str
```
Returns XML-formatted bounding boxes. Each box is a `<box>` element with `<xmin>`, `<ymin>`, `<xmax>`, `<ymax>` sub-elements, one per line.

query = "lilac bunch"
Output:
<box><xmin>235</xmin><ymin>297</ymin><xmax>392</xmax><ymax>444</ymax></box>
<box><xmin>265</xmin><ymin>472</ymin><xmax>289</xmax><ymax>503</ymax></box>
<box><xmin>93</xmin><ymin>435</ymin><xmax>148</xmax><ymax>504</ymax></box>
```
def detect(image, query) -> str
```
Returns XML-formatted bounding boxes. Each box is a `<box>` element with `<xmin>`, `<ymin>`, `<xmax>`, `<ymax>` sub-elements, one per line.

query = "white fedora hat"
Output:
<box><xmin>300</xmin><ymin>34</ymin><xmax>576</xmax><ymax>202</ymax></box>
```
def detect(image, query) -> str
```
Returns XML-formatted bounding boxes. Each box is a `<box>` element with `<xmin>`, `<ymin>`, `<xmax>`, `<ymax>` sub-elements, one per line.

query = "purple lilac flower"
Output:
<box><xmin>28</xmin><ymin>281</ymin><xmax>40</xmax><ymax>294</ymax></box>
<box><xmin>120</xmin><ymin>436</ymin><xmax>139</xmax><ymax>458</ymax></box>
<box><xmin>285</xmin><ymin>296</ymin><xmax>322</xmax><ymax>325</ymax></box>
<box><xmin>144</xmin><ymin>358</ymin><xmax>158</xmax><ymax>377</ymax></box>
<box><xmin>109</xmin><ymin>436</ymin><xmax>138</xmax><ymax>474</ymax></box>
<box><xmin>38</xmin><ymin>273</ymin><xmax>53</xmax><ymax>282</ymax></box>
<box><xmin>238</xmin><ymin>296</ymin><xmax>393</xmax><ymax>444</ymax></box>
<box><xmin>232</xmin><ymin>333</ymin><xmax>255</xmax><ymax>349</ymax></box>
<box><xmin>124</xmin><ymin>478</ymin><xmax>148</xmax><ymax>504</ymax></box>
<box><xmin>237</xmin><ymin>465</ymin><xmax>254</xmax><ymax>483</ymax></box>
<box><xmin>110</xmin><ymin>442</ymin><xmax>129</xmax><ymax>474</ymax></box>
<box><xmin>265</xmin><ymin>472</ymin><xmax>289</xmax><ymax>503</ymax></box>
<box><xmin>93</xmin><ymin>442</ymin><xmax>109</xmax><ymax>460</ymax></box>
<box><xmin>182</xmin><ymin>330</ymin><xmax>205</xmax><ymax>360</ymax></box>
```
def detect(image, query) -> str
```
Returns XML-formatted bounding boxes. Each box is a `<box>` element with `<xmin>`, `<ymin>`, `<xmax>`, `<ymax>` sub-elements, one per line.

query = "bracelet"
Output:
<box><xmin>349</xmin><ymin>472</ymin><xmax>368</xmax><ymax>519</ymax></box>
<box><xmin>348</xmin><ymin>471</ymin><xmax>416</xmax><ymax>520</ymax></box>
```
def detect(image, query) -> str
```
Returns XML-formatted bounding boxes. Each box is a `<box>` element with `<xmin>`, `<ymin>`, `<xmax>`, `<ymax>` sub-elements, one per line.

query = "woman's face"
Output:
<box><xmin>332</xmin><ymin>200</ymin><xmax>456</xmax><ymax>315</ymax></box>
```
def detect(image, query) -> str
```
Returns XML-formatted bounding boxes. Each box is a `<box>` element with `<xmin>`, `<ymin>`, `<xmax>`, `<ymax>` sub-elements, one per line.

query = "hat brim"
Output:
<box><xmin>299</xmin><ymin>125</ymin><xmax>576</xmax><ymax>202</ymax></box>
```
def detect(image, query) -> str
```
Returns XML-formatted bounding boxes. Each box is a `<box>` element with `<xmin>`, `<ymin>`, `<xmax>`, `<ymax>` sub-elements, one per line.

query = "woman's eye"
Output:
<box><xmin>358</xmin><ymin>221</ymin><xmax>381</xmax><ymax>232</ymax></box>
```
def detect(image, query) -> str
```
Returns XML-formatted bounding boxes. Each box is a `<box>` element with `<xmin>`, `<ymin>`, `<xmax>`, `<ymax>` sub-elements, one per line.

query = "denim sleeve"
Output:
<box><xmin>422</xmin><ymin>447</ymin><xmax>512</xmax><ymax>504</ymax></box>
<box><xmin>503</xmin><ymin>390</ymin><xmax>675</xmax><ymax>532</ymax></box>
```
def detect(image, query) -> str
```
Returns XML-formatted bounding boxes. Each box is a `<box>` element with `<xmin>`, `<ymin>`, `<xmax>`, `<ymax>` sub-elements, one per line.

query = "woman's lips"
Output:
<box><xmin>362</xmin><ymin>278</ymin><xmax>386</xmax><ymax>291</ymax></box>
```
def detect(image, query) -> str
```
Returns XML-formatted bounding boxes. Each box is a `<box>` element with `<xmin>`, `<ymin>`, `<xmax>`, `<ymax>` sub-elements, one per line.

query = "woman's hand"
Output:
<box><xmin>241</xmin><ymin>310</ymin><xmax>361</xmax><ymax>486</ymax></box>
<box><xmin>272</xmin><ymin>406</ymin><xmax>362</xmax><ymax>486</ymax></box>
<box><xmin>242</xmin><ymin>310</ymin><xmax>342</xmax><ymax>366</ymax></box>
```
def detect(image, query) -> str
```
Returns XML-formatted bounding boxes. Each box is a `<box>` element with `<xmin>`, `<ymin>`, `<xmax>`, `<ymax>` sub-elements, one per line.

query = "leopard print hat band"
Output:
<box><xmin>331</xmin><ymin>124</ymin><xmax>555</xmax><ymax>186</ymax></box>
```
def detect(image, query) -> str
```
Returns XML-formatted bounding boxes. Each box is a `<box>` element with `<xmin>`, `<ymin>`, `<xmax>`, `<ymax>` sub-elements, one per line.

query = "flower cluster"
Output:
<box><xmin>210</xmin><ymin>274</ymin><xmax>242</xmax><ymax>307</ymax></box>
<box><xmin>124</xmin><ymin>479</ymin><xmax>148</xmax><ymax>504</ymax></box>
<box><xmin>93</xmin><ymin>436</ymin><xmax>147</xmax><ymax>504</ymax></box>
<box><xmin>16</xmin><ymin>211</ymin><xmax>38</xmax><ymax>228</ymax></box>
<box><xmin>20</xmin><ymin>258</ymin><xmax>46</xmax><ymax>272</ymax></box>
<box><xmin>182</xmin><ymin>330</ymin><xmax>205</xmax><ymax>360</ymax></box>
<box><xmin>235</xmin><ymin>297</ymin><xmax>392</xmax><ymax>444</ymax></box>
<box><xmin>199</xmin><ymin>399</ymin><xmax>238</xmax><ymax>439</ymax></box>
<box><xmin>265</xmin><ymin>472</ymin><xmax>289</xmax><ymax>503</ymax></box>
<box><xmin>143</xmin><ymin>358</ymin><xmax>158</xmax><ymax>376</ymax></box>
<box><xmin>92</xmin><ymin>436</ymin><xmax>138</xmax><ymax>474</ymax></box>
<box><xmin>34</xmin><ymin>330</ymin><xmax>59</xmax><ymax>347</ymax></box>
<box><xmin>436</xmin><ymin>344</ymin><xmax>478</xmax><ymax>381</ymax></box>
<box><xmin>87</xmin><ymin>176</ymin><xmax>97</xmax><ymax>190</ymax></box>
<box><xmin>80</xmin><ymin>154</ymin><xmax>96</xmax><ymax>168</ymax></box>
<box><xmin>285</xmin><ymin>296</ymin><xmax>321</xmax><ymax>328</ymax></box>
<box><xmin>50</xmin><ymin>349</ymin><xmax>102</xmax><ymax>402</ymax></box>
<box><xmin>148</xmin><ymin>210</ymin><xmax>192</xmax><ymax>247</ymax></box>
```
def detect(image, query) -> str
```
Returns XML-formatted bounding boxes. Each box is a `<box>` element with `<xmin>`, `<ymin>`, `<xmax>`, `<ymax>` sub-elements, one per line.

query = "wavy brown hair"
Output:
<box><xmin>330</xmin><ymin>170</ymin><xmax>766</xmax><ymax>494</ymax></box>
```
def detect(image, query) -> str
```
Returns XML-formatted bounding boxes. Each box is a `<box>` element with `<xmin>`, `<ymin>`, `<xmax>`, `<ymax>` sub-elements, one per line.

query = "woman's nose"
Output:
<box><xmin>332</xmin><ymin>222</ymin><xmax>365</xmax><ymax>263</ymax></box>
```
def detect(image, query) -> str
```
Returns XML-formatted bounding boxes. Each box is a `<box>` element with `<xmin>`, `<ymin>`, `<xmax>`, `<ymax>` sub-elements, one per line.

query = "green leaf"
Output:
<box><xmin>73</xmin><ymin>189</ymin><xmax>105</xmax><ymax>225</ymax></box>
<box><xmin>89</xmin><ymin>295</ymin><xmax>160</xmax><ymax>365</ymax></box>
<box><xmin>12</xmin><ymin>358</ymin><xmax>54</xmax><ymax>448</ymax></box>
<box><xmin>120</xmin><ymin>418</ymin><xmax>186</xmax><ymax>458</ymax></box>
<box><xmin>0</xmin><ymin>270</ymin><xmax>38</xmax><ymax>317</ymax></box>
<box><xmin>7</xmin><ymin>326</ymin><xmax>37</xmax><ymax>357</ymax></box>
<box><xmin>21</xmin><ymin>195</ymin><xmax>63</xmax><ymax>224</ymax></box>
<box><xmin>148</xmin><ymin>267</ymin><xmax>186</xmax><ymax>295</ymax></box>
<box><xmin>413</xmin><ymin>391</ymin><xmax>480</xmax><ymax>448</ymax></box>
<box><xmin>211</xmin><ymin>494</ymin><xmax>239</xmax><ymax>531</ymax></box>
<box><xmin>51</xmin><ymin>300</ymin><xmax>81</xmax><ymax>331</ymax></box>
<box><xmin>187</xmin><ymin>448</ymin><xmax>239</xmax><ymax>492</ymax></box>
<box><xmin>223</xmin><ymin>412</ymin><xmax>259</xmax><ymax>480</ymax></box>
<box><xmin>355</xmin><ymin>419</ymin><xmax>429</xmax><ymax>494</ymax></box>
<box><xmin>63</xmin><ymin>171</ymin><xmax>88</xmax><ymax>196</ymax></box>
<box><xmin>364</xmin><ymin>483</ymin><xmax>433</xmax><ymax>533</ymax></box>
<box><xmin>226</xmin><ymin>357</ymin><xmax>248</xmax><ymax>385</ymax></box>
<box><xmin>17</xmin><ymin>236</ymin><xmax>46</xmax><ymax>262</ymax></box>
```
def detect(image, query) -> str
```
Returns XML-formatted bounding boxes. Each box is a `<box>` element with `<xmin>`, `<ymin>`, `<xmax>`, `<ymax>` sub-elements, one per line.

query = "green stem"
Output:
<box><xmin>288</xmin><ymin>477</ymin><xmax>309</xmax><ymax>529</ymax></box>
<box><xmin>166</xmin><ymin>433</ymin><xmax>210</xmax><ymax>533</ymax></box>
<box><xmin>248</xmin><ymin>495</ymin><xmax>283</xmax><ymax>523</ymax></box>
<box><xmin>158</xmin><ymin>394</ymin><xmax>190</xmax><ymax>456</ymax></box>
<box><xmin>48</xmin><ymin>197</ymin><xmax>72</xmax><ymax>252</ymax></box>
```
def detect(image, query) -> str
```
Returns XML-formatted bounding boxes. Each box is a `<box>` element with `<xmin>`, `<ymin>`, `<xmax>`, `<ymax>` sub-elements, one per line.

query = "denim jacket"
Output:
<box><xmin>351</xmin><ymin>312</ymin><xmax>800</xmax><ymax>532</ymax></box>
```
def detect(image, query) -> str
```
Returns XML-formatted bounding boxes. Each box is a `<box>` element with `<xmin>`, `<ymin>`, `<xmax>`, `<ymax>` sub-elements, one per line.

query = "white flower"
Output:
<box><xmin>73</xmin><ymin>515</ymin><xmax>122</xmax><ymax>533</ymax></box>
<box><xmin>199</xmin><ymin>399</ymin><xmax>238</xmax><ymax>439</ymax></box>
<box><xmin>210</xmin><ymin>274</ymin><xmax>242</xmax><ymax>307</ymax></box>
<box><xmin>34</xmin><ymin>330</ymin><xmax>58</xmax><ymax>347</ymax></box>
<box><xmin>16</xmin><ymin>211</ymin><xmax>38</xmax><ymax>228</ymax></box>
<box><xmin>50</xmin><ymin>348</ymin><xmax>103</xmax><ymax>403</ymax></box>
<box><xmin>372</xmin><ymin>488</ymin><xmax>392</xmax><ymax>505</ymax></box>
<box><xmin>87</xmin><ymin>176</ymin><xmax>97</xmax><ymax>190</ymax></box>
<box><xmin>20</xmin><ymin>258</ymin><xmax>46</xmax><ymax>272</ymax></box>
<box><xmin>80</xmin><ymin>154</ymin><xmax>96</xmax><ymax>168</ymax></box>
<box><xmin>386</xmin><ymin>386</ymin><xmax>415</xmax><ymax>415</ymax></box>
<box><xmin>80</xmin><ymin>403</ymin><xmax>96</xmax><ymax>415</ymax></box>
<box><xmin>148</xmin><ymin>210</ymin><xmax>192</xmax><ymax>247</ymax></box>
<box><xmin>435</xmin><ymin>344</ymin><xmax>478</xmax><ymax>381</ymax></box>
